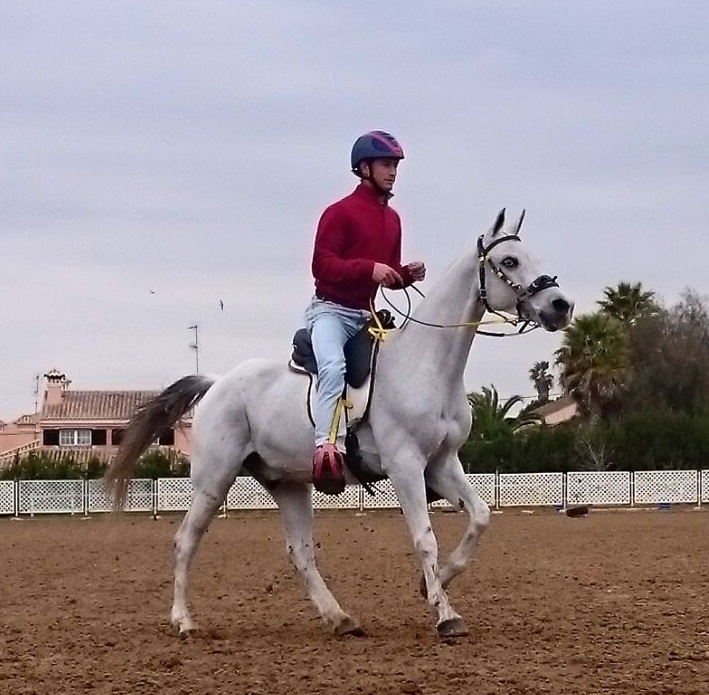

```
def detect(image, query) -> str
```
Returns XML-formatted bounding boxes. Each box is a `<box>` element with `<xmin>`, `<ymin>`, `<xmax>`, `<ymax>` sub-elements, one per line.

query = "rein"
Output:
<box><xmin>371</xmin><ymin>233</ymin><xmax>559</xmax><ymax>339</ymax></box>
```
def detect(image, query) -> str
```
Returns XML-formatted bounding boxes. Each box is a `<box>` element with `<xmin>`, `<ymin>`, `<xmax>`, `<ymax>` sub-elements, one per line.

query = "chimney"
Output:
<box><xmin>44</xmin><ymin>368</ymin><xmax>71</xmax><ymax>407</ymax></box>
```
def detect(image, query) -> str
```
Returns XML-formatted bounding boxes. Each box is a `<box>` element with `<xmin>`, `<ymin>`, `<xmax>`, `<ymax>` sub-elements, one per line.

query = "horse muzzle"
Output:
<box><xmin>518</xmin><ymin>290</ymin><xmax>574</xmax><ymax>332</ymax></box>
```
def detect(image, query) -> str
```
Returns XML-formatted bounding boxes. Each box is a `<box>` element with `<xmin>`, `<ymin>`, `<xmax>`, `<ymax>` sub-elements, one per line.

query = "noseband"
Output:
<box><xmin>477</xmin><ymin>234</ymin><xmax>559</xmax><ymax>324</ymax></box>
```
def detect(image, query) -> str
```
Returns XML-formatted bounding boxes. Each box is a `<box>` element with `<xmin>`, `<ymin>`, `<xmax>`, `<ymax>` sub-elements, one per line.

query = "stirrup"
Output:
<box><xmin>312</xmin><ymin>444</ymin><xmax>346</xmax><ymax>496</ymax></box>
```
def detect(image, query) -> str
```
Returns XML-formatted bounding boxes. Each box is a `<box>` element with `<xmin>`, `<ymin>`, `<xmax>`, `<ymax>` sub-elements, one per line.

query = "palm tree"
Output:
<box><xmin>597</xmin><ymin>282</ymin><xmax>656</xmax><ymax>324</ymax></box>
<box><xmin>468</xmin><ymin>385</ymin><xmax>542</xmax><ymax>442</ymax></box>
<box><xmin>554</xmin><ymin>312</ymin><xmax>630</xmax><ymax>423</ymax></box>
<box><xmin>529</xmin><ymin>360</ymin><xmax>554</xmax><ymax>404</ymax></box>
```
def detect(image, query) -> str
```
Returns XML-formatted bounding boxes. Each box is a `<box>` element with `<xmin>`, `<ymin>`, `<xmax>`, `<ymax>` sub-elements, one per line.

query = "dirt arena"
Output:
<box><xmin>1</xmin><ymin>508</ymin><xmax>708</xmax><ymax>695</ymax></box>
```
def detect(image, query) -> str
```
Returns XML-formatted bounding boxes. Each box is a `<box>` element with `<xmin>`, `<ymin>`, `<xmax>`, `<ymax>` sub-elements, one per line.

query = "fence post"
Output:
<box><xmin>562</xmin><ymin>473</ymin><xmax>567</xmax><ymax>509</ymax></box>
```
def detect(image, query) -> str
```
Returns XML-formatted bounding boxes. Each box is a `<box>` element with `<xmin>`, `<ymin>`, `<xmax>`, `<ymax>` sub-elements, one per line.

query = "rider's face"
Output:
<box><xmin>362</xmin><ymin>158</ymin><xmax>399</xmax><ymax>192</ymax></box>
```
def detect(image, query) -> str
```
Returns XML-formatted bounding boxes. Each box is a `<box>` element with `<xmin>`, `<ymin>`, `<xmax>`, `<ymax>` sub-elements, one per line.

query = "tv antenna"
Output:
<box><xmin>188</xmin><ymin>324</ymin><xmax>200</xmax><ymax>373</ymax></box>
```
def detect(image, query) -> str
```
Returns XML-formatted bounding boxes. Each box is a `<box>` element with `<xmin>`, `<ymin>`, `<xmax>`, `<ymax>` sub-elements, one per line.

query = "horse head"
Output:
<box><xmin>476</xmin><ymin>208</ymin><xmax>574</xmax><ymax>332</ymax></box>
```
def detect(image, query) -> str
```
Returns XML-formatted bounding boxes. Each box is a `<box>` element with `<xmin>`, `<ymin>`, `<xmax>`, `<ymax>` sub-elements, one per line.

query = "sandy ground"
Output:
<box><xmin>1</xmin><ymin>507</ymin><xmax>708</xmax><ymax>695</ymax></box>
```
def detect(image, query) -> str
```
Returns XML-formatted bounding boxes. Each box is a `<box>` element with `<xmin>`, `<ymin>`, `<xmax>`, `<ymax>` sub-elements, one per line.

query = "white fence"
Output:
<box><xmin>0</xmin><ymin>471</ymin><xmax>707</xmax><ymax>517</ymax></box>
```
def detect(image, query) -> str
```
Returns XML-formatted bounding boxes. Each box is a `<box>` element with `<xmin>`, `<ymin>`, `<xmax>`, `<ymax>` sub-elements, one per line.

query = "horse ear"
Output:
<box><xmin>492</xmin><ymin>208</ymin><xmax>506</xmax><ymax>236</ymax></box>
<box><xmin>514</xmin><ymin>209</ymin><xmax>526</xmax><ymax>236</ymax></box>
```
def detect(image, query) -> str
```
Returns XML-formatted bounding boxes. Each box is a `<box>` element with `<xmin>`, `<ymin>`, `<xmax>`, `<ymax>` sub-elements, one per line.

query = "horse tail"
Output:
<box><xmin>104</xmin><ymin>374</ymin><xmax>215</xmax><ymax>510</ymax></box>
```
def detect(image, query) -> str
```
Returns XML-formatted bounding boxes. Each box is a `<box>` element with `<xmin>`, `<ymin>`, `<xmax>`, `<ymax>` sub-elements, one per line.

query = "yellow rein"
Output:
<box><xmin>367</xmin><ymin>298</ymin><xmax>520</xmax><ymax>342</ymax></box>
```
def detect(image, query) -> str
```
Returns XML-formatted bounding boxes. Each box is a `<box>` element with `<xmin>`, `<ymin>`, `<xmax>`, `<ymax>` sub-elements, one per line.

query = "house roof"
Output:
<box><xmin>532</xmin><ymin>394</ymin><xmax>577</xmax><ymax>419</ymax></box>
<box><xmin>41</xmin><ymin>391</ymin><xmax>159</xmax><ymax>421</ymax></box>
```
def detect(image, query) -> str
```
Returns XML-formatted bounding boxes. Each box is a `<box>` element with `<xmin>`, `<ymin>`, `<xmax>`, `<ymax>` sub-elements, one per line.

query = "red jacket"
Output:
<box><xmin>311</xmin><ymin>183</ymin><xmax>413</xmax><ymax>310</ymax></box>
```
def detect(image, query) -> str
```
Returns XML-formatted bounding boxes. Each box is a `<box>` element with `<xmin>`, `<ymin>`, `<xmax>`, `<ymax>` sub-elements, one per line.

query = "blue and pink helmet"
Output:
<box><xmin>350</xmin><ymin>130</ymin><xmax>405</xmax><ymax>175</ymax></box>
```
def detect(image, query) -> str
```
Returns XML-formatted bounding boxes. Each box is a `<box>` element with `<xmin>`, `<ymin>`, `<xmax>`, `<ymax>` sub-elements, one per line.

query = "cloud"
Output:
<box><xmin>2</xmin><ymin>1</ymin><xmax>708</xmax><ymax>418</ymax></box>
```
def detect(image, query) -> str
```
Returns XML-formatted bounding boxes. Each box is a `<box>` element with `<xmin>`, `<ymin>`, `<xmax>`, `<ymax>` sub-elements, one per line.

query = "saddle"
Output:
<box><xmin>289</xmin><ymin>309</ymin><xmax>396</xmax><ymax>388</ymax></box>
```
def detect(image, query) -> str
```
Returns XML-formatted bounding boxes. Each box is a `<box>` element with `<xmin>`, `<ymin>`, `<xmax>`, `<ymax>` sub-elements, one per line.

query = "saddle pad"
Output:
<box><xmin>290</xmin><ymin>365</ymin><xmax>371</xmax><ymax>429</ymax></box>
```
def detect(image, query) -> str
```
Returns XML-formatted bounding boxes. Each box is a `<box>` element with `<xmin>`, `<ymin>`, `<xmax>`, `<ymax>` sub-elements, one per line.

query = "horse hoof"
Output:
<box><xmin>334</xmin><ymin>616</ymin><xmax>366</xmax><ymax>638</ymax></box>
<box><xmin>437</xmin><ymin>617</ymin><xmax>469</xmax><ymax>639</ymax></box>
<box><xmin>178</xmin><ymin>626</ymin><xmax>198</xmax><ymax>639</ymax></box>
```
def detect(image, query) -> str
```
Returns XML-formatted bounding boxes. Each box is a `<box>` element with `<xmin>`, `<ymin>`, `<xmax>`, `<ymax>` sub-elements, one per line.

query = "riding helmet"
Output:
<box><xmin>350</xmin><ymin>131</ymin><xmax>405</xmax><ymax>174</ymax></box>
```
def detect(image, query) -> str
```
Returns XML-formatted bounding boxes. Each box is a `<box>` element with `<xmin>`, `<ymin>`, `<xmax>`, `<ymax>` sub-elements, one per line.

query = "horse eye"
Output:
<box><xmin>501</xmin><ymin>256</ymin><xmax>518</xmax><ymax>269</ymax></box>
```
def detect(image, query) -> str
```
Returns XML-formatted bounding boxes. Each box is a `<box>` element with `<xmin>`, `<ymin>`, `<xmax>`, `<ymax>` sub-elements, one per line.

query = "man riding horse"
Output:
<box><xmin>306</xmin><ymin>130</ymin><xmax>426</xmax><ymax>494</ymax></box>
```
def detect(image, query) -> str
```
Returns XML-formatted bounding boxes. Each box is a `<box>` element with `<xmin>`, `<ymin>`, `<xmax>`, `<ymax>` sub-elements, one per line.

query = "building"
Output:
<box><xmin>532</xmin><ymin>393</ymin><xmax>578</xmax><ymax>426</ymax></box>
<box><xmin>0</xmin><ymin>369</ymin><xmax>191</xmax><ymax>468</ymax></box>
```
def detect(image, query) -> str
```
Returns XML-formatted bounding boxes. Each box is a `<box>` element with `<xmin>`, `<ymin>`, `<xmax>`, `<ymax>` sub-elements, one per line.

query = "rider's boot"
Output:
<box><xmin>312</xmin><ymin>443</ymin><xmax>346</xmax><ymax>495</ymax></box>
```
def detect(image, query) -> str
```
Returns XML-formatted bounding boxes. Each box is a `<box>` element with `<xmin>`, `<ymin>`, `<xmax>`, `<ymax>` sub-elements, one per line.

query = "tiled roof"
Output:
<box><xmin>532</xmin><ymin>394</ymin><xmax>577</xmax><ymax>418</ymax></box>
<box><xmin>41</xmin><ymin>391</ymin><xmax>159</xmax><ymax>421</ymax></box>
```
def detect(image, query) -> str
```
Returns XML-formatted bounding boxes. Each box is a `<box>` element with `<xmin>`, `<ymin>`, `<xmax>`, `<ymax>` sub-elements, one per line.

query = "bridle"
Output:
<box><xmin>476</xmin><ymin>233</ymin><xmax>559</xmax><ymax>326</ymax></box>
<box><xmin>375</xmin><ymin>233</ymin><xmax>560</xmax><ymax>338</ymax></box>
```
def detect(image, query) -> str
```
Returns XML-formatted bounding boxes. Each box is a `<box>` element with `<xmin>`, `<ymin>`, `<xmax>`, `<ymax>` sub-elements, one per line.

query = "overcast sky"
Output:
<box><xmin>1</xmin><ymin>1</ymin><xmax>707</xmax><ymax>421</ymax></box>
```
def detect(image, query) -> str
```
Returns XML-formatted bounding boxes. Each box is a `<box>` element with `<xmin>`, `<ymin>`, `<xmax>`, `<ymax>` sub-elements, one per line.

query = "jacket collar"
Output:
<box><xmin>353</xmin><ymin>182</ymin><xmax>393</xmax><ymax>205</ymax></box>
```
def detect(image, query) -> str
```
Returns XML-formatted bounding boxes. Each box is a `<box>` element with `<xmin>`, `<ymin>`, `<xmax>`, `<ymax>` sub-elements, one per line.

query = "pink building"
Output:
<box><xmin>0</xmin><ymin>369</ymin><xmax>191</xmax><ymax>468</ymax></box>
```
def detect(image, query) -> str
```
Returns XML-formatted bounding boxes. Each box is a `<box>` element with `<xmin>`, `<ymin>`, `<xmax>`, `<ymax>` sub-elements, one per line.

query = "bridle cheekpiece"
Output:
<box><xmin>476</xmin><ymin>234</ymin><xmax>559</xmax><ymax>325</ymax></box>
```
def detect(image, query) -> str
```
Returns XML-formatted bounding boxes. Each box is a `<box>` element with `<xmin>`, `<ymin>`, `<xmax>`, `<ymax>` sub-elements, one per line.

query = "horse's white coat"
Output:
<box><xmin>168</xmin><ymin>210</ymin><xmax>574</xmax><ymax>637</ymax></box>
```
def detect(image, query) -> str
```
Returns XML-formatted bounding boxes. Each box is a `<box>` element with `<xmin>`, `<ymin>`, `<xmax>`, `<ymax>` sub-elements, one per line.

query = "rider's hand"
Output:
<box><xmin>406</xmin><ymin>261</ymin><xmax>426</xmax><ymax>282</ymax></box>
<box><xmin>372</xmin><ymin>263</ymin><xmax>403</xmax><ymax>288</ymax></box>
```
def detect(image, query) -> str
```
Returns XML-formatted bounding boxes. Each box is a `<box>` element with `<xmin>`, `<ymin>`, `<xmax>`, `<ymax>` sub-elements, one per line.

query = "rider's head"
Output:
<box><xmin>351</xmin><ymin>131</ymin><xmax>405</xmax><ymax>195</ymax></box>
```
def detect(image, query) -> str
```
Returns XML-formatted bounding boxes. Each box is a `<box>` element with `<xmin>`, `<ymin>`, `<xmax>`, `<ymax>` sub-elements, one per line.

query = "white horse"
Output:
<box><xmin>105</xmin><ymin>208</ymin><xmax>573</xmax><ymax>639</ymax></box>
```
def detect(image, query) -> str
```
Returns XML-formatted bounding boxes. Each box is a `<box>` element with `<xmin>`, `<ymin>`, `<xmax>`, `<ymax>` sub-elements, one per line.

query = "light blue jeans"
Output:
<box><xmin>304</xmin><ymin>297</ymin><xmax>370</xmax><ymax>451</ymax></box>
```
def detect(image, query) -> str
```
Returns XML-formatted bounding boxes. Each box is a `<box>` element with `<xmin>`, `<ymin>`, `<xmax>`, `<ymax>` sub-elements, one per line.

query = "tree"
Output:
<box><xmin>468</xmin><ymin>385</ymin><xmax>542</xmax><ymax>441</ymax></box>
<box><xmin>460</xmin><ymin>385</ymin><xmax>543</xmax><ymax>473</ymax></box>
<box><xmin>555</xmin><ymin>312</ymin><xmax>630</xmax><ymax>423</ymax></box>
<box><xmin>597</xmin><ymin>281</ymin><xmax>656</xmax><ymax>324</ymax></box>
<box><xmin>622</xmin><ymin>289</ymin><xmax>709</xmax><ymax>414</ymax></box>
<box><xmin>529</xmin><ymin>360</ymin><xmax>554</xmax><ymax>404</ymax></box>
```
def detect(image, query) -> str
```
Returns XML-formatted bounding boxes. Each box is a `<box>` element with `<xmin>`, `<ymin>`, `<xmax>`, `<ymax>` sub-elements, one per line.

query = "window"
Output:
<box><xmin>111</xmin><ymin>428</ymin><xmax>125</xmax><ymax>446</ymax></box>
<box><xmin>156</xmin><ymin>427</ymin><xmax>174</xmax><ymax>446</ymax></box>
<box><xmin>91</xmin><ymin>429</ymin><xmax>107</xmax><ymax>446</ymax></box>
<box><xmin>59</xmin><ymin>429</ymin><xmax>92</xmax><ymax>447</ymax></box>
<box><xmin>43</xmin><ymin>429</ymin><xmax>60</xmax><ymax>446</ymax></box>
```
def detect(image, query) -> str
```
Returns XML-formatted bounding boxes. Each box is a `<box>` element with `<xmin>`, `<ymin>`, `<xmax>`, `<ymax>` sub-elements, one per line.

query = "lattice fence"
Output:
<box><xmin>361</xmin><ymin>480</ymin><xmax>401</xmax><ymax>509</ymax></box>
<box><xmin>0</xmin><ymin>480</ymin><xmax>15</xmax><ymax>515</ymax></box>
<box><xmin>498</xmin><ymin>472</ymin><xmax>564</xmax><ymax>507</ymax></box>
<box><xmin>156</xmin><ymin>478</ymin><xmax>194</xmax><ymax>511</ymax></box>
<box><xmin>633</xmin><ymin>470</ymin><xmax>698</xmax><ymax>504</ymax></box>
<box><xmin>566</xmin><ymin>471</ymin><xmax>631</xmax><ymax>506</ymax></box>
<box><xmin>17</xmin><ymin>480</ymin><xmax>84</xmax><ymax>515</ymax></box>
<box><xmin>4</xmin><ymin>470</ymin><xmax>709</xmax><ymax>516</ymax></box>
<box><xmin>430</xmin><ymin>473</ymin><xmax>496</xmax><ymax>508</ymax></box>
<box><xmin>313</xmin><ymin>485</ymin><xmax>361</xmax><ymax>509</ymax></box>
<box><xmin>225</xmin><ymin>477</ymin><xmax>277</xmax><ymax>510</ymax></box>
<box><xmin>86</xmin><ymin>479</ymin><xmax>154</xmax><ymax>513</ymax></box>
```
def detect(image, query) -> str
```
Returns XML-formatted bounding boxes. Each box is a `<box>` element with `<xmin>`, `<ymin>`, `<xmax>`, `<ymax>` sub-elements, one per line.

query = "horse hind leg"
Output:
<box><xmin>423</xmin><ymin>457</ymin><xmax>491</xmax><ymax>593</ymax></box>
<box><xmin>270</xmin><ymin>481</ymin><xmax>364</xmax><ymax>637</ymax></box>
<box><xmin>170</xmin><ymin>450</ymin><xmax>244</xmax><ymax>635</ymax></box>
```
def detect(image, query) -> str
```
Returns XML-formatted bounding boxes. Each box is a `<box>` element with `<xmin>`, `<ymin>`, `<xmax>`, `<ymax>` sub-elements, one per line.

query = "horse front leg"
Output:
<box><xmin>387</xmin><ymin>454</ymin><xmax>469</xmax><ymax>639</ymax></box>
<box><xmin>271</xmin><ymin>481</ymin><xmax>364</xmax><ymax>637</ymax></box>
<box><xmin>424</xmin><ymin>456</ymin><xmax>491</xmax><ymax>591</ymax></box>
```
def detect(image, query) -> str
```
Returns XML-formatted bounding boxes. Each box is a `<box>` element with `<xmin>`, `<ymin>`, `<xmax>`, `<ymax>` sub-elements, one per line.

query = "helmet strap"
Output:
<box><xmin>359</xmin><ymin>159</ymin><xmax>391</xmax><ymax>200</ymax></box>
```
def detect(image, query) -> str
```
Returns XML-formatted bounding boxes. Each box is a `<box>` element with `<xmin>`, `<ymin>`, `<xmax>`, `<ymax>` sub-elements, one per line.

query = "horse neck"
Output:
<box><xmin>390</xmin><ymin>251</ymin><xmax>485</xmax><ymax>385</ymax></box>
